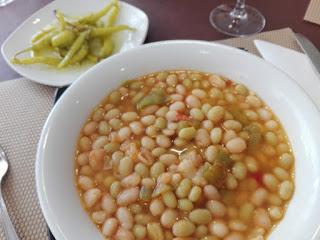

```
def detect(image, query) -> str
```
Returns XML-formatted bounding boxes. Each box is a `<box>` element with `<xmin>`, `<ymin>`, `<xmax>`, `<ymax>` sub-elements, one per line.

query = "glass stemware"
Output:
<box><xmin>209</xmin><ymin>0</ymin><xmax>266</xmax><ymax>37</ymax></box>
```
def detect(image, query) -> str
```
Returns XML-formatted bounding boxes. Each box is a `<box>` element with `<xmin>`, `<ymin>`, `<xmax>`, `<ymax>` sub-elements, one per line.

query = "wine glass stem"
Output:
<box><xmin>230</xmin><ymin>0</ymin><xmax>247</xmax><ymax>19</ymax></box>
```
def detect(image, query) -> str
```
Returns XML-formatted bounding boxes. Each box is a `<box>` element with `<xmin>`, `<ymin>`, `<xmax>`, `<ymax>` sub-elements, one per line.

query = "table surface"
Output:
<box><xmin>1</xmin><ymin>0</ymin><xmax>319</xmax><ymax>82</ymax></box>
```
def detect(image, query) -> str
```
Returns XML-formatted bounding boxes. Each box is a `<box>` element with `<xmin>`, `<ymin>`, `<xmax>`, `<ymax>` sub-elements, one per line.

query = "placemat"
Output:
<box><xmin>304</xmin><ymin>0</ymin><xmax>320</xmax><ymax>25</ymax></box>
<box><xmin>0</xmin><ymin>27</ymin><xmax>301</xmax><ymax>240</ymax></box>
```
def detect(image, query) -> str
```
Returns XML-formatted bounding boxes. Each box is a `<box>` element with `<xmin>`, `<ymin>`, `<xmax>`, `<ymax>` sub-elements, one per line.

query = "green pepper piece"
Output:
<box><xmin>137</xmin><ymin>88</ymin><xmax>166</xmax><ymax>110</ymax></box>
<box><xmin>202</xmin><ymin>162</ymin><xmax>227</xmax><ymax>188</ymax></box>
<box><xmin>244</xmin><ymin>123</ymin><xmax>262</xmax><ymax>153</ymax></box>
<box><xmin>228</xmin><ymin>106</ymin><xmax>249</xmax><ymax>125</ymax></box>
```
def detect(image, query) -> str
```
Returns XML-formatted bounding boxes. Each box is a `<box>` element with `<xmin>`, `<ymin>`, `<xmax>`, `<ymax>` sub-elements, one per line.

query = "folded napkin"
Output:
<box><xmin>0</xmin><ymin>79</ymin><xmax>55</xmax><ymax>239</ymax></box>
<box><xmin>304</xmin><ymin>0</ymin><xmax>320</xmax><ymax>25</ymax></box>
<box><xmin>0</xmin><ymin>27</ymin><xmax>304</xmax><ymax>240</ymax></box>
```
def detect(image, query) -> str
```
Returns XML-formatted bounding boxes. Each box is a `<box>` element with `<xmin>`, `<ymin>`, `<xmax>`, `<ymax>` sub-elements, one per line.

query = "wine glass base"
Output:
<box><xmin>0</xmin><ymin>0</ymin><xmax>14</xmax><ymax>7</ymax></box>
<box><xmin>209</xmin><ymin>4</ymin><xmax>266</xmax><ymax>37</ymax></box>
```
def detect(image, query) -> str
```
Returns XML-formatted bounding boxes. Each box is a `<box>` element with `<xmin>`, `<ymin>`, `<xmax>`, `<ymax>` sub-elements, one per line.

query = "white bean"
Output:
<box><xmin>117</xmin><ymin>187</ymin><xmax>139</xmax><ymax>206</ymax></box>
<box><xmin>279</xmin><ymin>181</ymin><xmax>294</xmax><ymax>200</ymax></box>
<box><xmin>226</xmin><ymin>137</ymin><xmax>247</xmax><ymax>153</ymax></box>
<box><xmin>121</xmin><ymin>173</ymin><xmax>141</xmax><ymax>188</ymax></box>
<box><xmin>83</xmin><ymin>188</ymin><xmax>102</xmax><ymax>208</ymax></box>
<box><xmin>78</xmin><ymin>176</ymin><xmax>94</xmax><ymax>191</ymax></box>
<box><xmin>204</xmin><ymin>185</ymin><xmax>220</xmax><ymax>200</ymax></box>
<box><xmin>185</xmin><ymin>95</ymin><xmax>201</xmax><ymax>108</ymax></box>
<box><xmin>102</xmin><ymin>218</ymin><xmax>119</xmax><ymax>237</ymax></box>
<box><xmin>206</xmin><ymin>200</ymin><xmax>226</xmax><ymax>217</ymax></box>
<box><xmin>141</xmin><ymin>115</ymin><xmax>156</xmax><ymax>126</ymax></box>
<box><xmin>116</xmin><ymin>207</ymin><xmax>133</xmax><ymax>230</ymax></box>
<box><xmin>195</xmin><ymin>128</ymin><xmax>211</xmax><ymax>147</ymax></box>
<box><xmin>209</xmin><ymin>220</ymin><xmax>229</xmax><ymax>238</ymax></box>
<box><xmin>101</xmin><ymin>194</ymin><xmax>117</xmax><ymax>215</ymax></box>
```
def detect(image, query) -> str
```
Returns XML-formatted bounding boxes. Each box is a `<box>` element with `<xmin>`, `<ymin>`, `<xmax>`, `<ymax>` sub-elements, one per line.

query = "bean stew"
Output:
<box><xmin>74</xmin><ymin>70</ymin><xmax>294</xmax><ymax>240</ymax></box>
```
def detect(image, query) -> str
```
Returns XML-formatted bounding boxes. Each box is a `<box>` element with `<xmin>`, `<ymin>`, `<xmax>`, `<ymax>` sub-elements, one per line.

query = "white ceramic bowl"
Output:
<box><xmin>36</xmin><ymin>40</ymin><xmax>320</xmax><ymax>240</ymax></box>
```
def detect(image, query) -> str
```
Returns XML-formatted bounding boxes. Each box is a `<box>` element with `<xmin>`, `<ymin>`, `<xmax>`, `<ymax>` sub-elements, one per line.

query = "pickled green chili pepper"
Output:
<box><xmin>58</xmin><ymin>30</ymin><xmax>90</xmax><ymax>68</ymax></box>
<box><xmin>11</xmin><ymin>56</ymin><xmax>60</xmax><ymax>66</ymax></box>
<box><xmin>55</xmin><ymin>10</ymin><xmax>66</xmax><ymax>30</ymax></box>
<box><xmin>88</xmin><ymin>37</ymin><xmax>103</xmax><ymax>57</ymax></box>
<box><xmin>78</xmin><ymin>1</ymin><xmax>114</xmax><ymax>24</ymax></box>
<box><xmin>137</xmin><ymin>88</ymin><xmax>166</xmax><ymax>110</ymax></box>
<box><xmin>86</xmin><ymin>54</ymin><xmax>98</xmax><ymax>63</ymax></box>
<box><xmin>106</xmin><ymin>5</ymin><xmax>119</xmax><ymax>27</ymax></box>
<box><xmin>51</xmin><ymin>30</ymin><xmax>76</xmax><ymax>48</ymax></box>
<box><xmin>70</xmin><ymin>44</ymin><xmax>88</xmax><ymax>64</ymax></box>
<box><xmin>31</xmin><ymin>27</ymin><xmax>54</xmax><ymax>43</ymax></box>
<box><xmin>99</xmin><ymin>37</ymin><xmax>114</xmax><ymax>58</ymax></box>
<box><xmin>90</xmin><ymin>25</ymin><xmax>134</xmax><ymax>38</ymax></box>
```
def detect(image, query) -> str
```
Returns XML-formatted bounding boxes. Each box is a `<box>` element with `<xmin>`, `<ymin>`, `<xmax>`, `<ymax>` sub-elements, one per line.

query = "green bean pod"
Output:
<box><xmin>32</xmin><ymin>30</ymin><xmax>58</xmax><ymax>51</ymax></box>
<box><xmin>11</xmin><ymin>56</ymin><xmax>60</xmax><ymax>66</ymax></box>
<box><xmin>51</xmin><ymin>30</ymin><xmax>76</xmax><ymax>48</ymax></box>
<box><xmin>88</xmin><ymin>37</ymin><xmax>103</xmax><ymax>57</ymax></box>
<box><xmin>86</xmin><ymin>54</ymin><xmax>98</xmax><ymax>63</ymax></box>
<box><xmin>90</xmin><ymin>25</ymin><xmax>134</xmax><ymax>38</ymax></box>
<box><xmin>58</xmin><ymin>30</ymin><xmax>90</xmax><ymax>68</ymax></box>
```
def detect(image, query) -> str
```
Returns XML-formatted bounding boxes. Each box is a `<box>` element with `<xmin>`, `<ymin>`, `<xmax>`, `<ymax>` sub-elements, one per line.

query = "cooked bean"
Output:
<box><xmin>246</xmin><ymin>95</ymin><xmax>262</xmax><ymax>108</ymax></box>
<box><xmin>189</xmin><ymin>209</ymin><xmax>212</xmax><ymax>224</ymax></box>
<box><xmin>188</xmin><ymin>185</ymin><xmax>202</xmax><ymax>202</ymax></box>
<box><xmin>83</xmin><ymin>188</ymin><xmax>101</xmax><ymax>208</ymax></box>
<box><xmin>102</xmin><ymin>218</ymin><xmax>119</xmax><ymax>237</ymax></box>
<box><xmin>105</xmin><ymin>108</ymin><xmax>121</xmax><ymax>120</ymax></box>
<box><xmin>279</xmin><ymin>180</ymin><xmax>294</xmax><ymax>200</ymax></box>
<box><xmin>119</xmin><ymin>157</ymin><xmax>134</xmax><ymax>177</ymax></box>
<box><xmin>251</xmin><ymin>188</ymin><xmax>268</xmax><ymax>207</ymax></box>
<box><xmin>170</xmin><ymin>101</ymin><xmax>186</xmax><ymax>112</ymax></box>
<box><xmin>204</xmin><ymin>185</ymin><xmax>220</xmax><ymax>200</ymax></box>
<box><xmin>114</xmin><ymin>227</ymin><xmax>135</xmax><ymax>240</ymax></box>
<box><xmin>150</xmin><ymin>162</ymin><xmax>165</xmax><ymax>178</ymax></box>
<box><xmin>141</xmin><ymin>136</ymin><xmax>156</xmax><ymax>150</ymax></box>
<box><xmin>135</xmin><ymin>213</ymin><xmax>155</xmax><ymax>225</ymax></box>
<box><xmin>209</xmin><ymin>220</ymin><xmax>229</xmax><ymax>238</ymax></box>
<box><xmin>147</xmin><ymin>222</ymin><xmax>164</xmax><ymax>240</ymax></box>
<box><xmin>179</xmin><ymin>127</ymin><xmax>196</xmax><ymax>140</ymax></box>
<box><xmin>253</xmin><ymin>209</ymin><xmax>271</xmax><ymax>230</ymax></box>
<box><xmin>121</xmin><ymin>112</ymin><xmax>138</xmax><ymax>122</ymax></box>
<box><xmin>207</xmin><ymin>200</ymin><xmax>226</xmax><ymax>217</ymax></box>
<box><xmin>79</xmin><ymin>136</ymin><xmax>92</xmax><ymax>151</ymax></box>
<box><xmin>101</xmin><ymin>194</ymin><xmax>117</xmax><ymax>214</ymax></box>
<box><xmin>78</xmin><ymin>176</ymin><xmax>94</xmax><ymax>191</ymax></box>
<box><xmin>89</xmin><ymin>149</ymin><xmax>104</xmax><ymax>171</ymax></box>
<box><xmin>162</xmin><ymin>191</ymin><xmax>178</xmax><ymax>208</ymax></box>
<box><xmin>133</xmin><ymin>224</ymin><xmax>147</xmax><ymax>239</ymax></box>
<box><xmin>263</xmin><ymin>174</ymin><xmax>279</xmax><ymax>192</ymax></box>
<box><xmin>121</xmin><ymin>173</ymin><xmax>141</xmax><ymax>188</ymax></box>
<box><xmin>223</xmin><ymin>120</ymin><xmax>242</xmax><ymax>131</ymax></box>
<box><xmin>178</xmin><ymin>198</ymin><xmax>194</xmax><ymax>211</ymax></box>
<box><xmin>207</xmin><ymin>106</ymin><xmax>225</xmax><ymax>122</ymax></box>
<box><xmin>129</xmin><ymin>121</ymin><xmax>144</xmax><ymax>135</ymax></box>
<box><xmin>92</xmin><ymin>210</ymin><xmax>107</xmax><ymax>224</ymax></box>
<box><xmin>195</xmin><ymin>128</ymin><xmax>211</xmax><ymax>147</ymax></box>
<box><xmin>226</xmin><ymin>137</ymin><xmax>247</xmax><ymax>153</ymax></box>
<box><xmin>224</xmin><ymin>232</ymin><xmax>245</xmax><ymax>240</ymax></box>
<box><xmin>116</xmin><ymin>207</ymin><xmax>133</xmax><ymax>230</ymax></box>
<box><xmin>268</xmin><ymin>206</ymin><xmax>283</xmax><ymax>220</ymax></box>
<box><xmin>185</xmin><ymin>95</ymin><xmax>201</xmax><ymax>108</ymax></box>
<box><xmin>159</xmin><ymin>153</ymin><xmax>178</xmax><ymax>166</ymax></box>
<box><xmin>147</xmin><ymin>198</ymin><xmax>164</xmax><ymax>217</ymax></box>
<box><xmin>209</xmin><ymin>75</ymin><xmax>226</xmax><ymax>89</ymax></box>
<box><xmin>190</xmin><ymin>108</ymin><xmax>205</xmax><ymax>121</ymax></box>
<box><xmin>273</xmin><ymin>167</ymin><xmax>290</xmax><ymax>180</ymax></box>
<box><xmin>176</xmin><ymin>178</ymin><xmax>193</xmax><ymax>198</ymax></box>
<box><xmin>279</xmin><ymin>153</ymin><xmax>294</xmax><ymax>170</ymax></box>
<box><xmin>152</xmin><ymin>147</ymin><xmax>166</xmax><ymax>157</ymax></box>
<box><xmin>135</xmin><ymin>163</ymin><xmax>149</xmax><ymax>177</ymax></box>
<box><xmin>156</xmin><ymin>135</ymin><xmax>172</xmax><ymax>148</ymax></box>
<box><xmin>110</xmin><ymin>181</ymin><xmax>122</xmax><ymax>198</ymax></box>
<box><xmin>172</xmin><ymin>220</ymin><xmax>195</xmax><ymax>237</ymax></box>
<box><xmin>117</xmin><ymin>187</ymin><xmax>139</xmax><ymax>206</ymax></box>
<box><xmin>141</xmin><ymin>115</ymin><xmax>156</xmax><ymax>126</ymax></box>
<box><xmin>83</xmin><ymin>121</ymin><xmax>98</xmax><ymax>136</ymax></box>
<box><xmin>232</xmin><ymin>162</ymin><xmax>247</xmax><ymax>180</ymax></box>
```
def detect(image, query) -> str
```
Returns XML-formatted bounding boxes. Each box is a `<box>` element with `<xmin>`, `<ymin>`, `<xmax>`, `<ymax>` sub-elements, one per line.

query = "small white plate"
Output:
<box><xmin>1</xmin><ymin>0</ymin><xmax>148</xmax><ymax>87</ymax></box>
